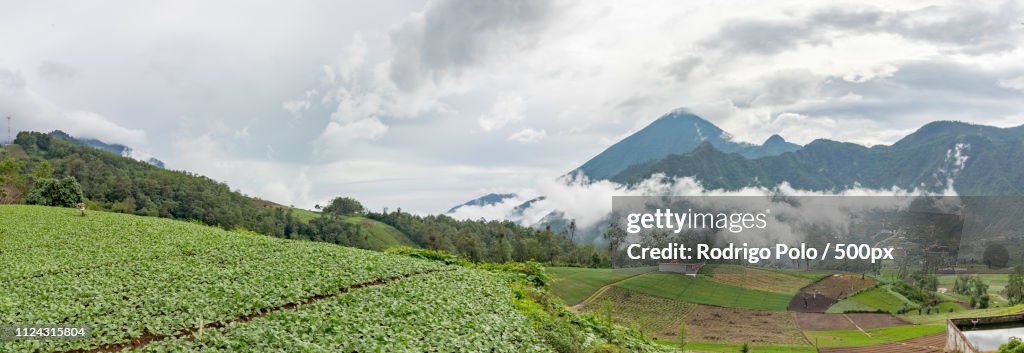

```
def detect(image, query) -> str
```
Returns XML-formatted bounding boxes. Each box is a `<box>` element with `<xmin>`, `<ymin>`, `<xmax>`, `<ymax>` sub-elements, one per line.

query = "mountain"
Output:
<box><xmin>447</xmin><ymin>193</ymin><xmax>517</xmax><ymax>214</ymax></box>
<box><xmin>48</xmin><ymin>130</ymin><xmax>165</xmax><ymax>168</ymax></box>
<box><xmin>570</xmin><ymin>110</ymin><xmax>800</xmax><ymax>180</ymax></box>
<box><xmin>610</xmin><ymin>121</ymin><xmax>1024</xmax><ymax>195</ymax></box>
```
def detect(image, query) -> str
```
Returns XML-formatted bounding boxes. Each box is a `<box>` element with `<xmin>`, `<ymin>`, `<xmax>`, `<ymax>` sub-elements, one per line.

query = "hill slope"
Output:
<box><xmin>571</xmin><ymin>110</ymin><xmax>799</xmax><ymax>179</ymax></box>
<box><xmin>0</xmin><ymin>205</ymin><xmax>665</xmax><ymax>352</ymax></box>
<box><xmin>0</xmin><ymin>205</ymin><xmax>537</xmax><ymax>352</ymax></box>
<box><xmin>611</xmin><ymin>121</ymin><xmax>1024</xmax><ymax>195</ymax></box>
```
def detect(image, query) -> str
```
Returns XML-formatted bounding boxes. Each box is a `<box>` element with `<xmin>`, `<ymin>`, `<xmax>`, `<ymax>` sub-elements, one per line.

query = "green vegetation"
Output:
<box><xmin>136</xmin><ymin>269</ymin><xmax>550</xmax><ymax>352</ymax></box>
<box><xmin>0</xmin><ymin>205</ymin><xmax>667</xmax><ymax>352</ymax></box>
<box><xmin>826</xmin><ymin>298</ymin><xmax>880</xmax><ymax>313</ymax></box>
<box><xmin>2</xmin><ymin>131</ymin><xmax>606</xmax><ymax>265</ymax></box>
<box><xmin>547</xmin><ymin>266</ymin><xmax>655</xmax><ymax>305</ymax></box>
<box><xmin>848</xmin><ymin>287</ymin><xmax>916</xmax><ymax>313</ymax></box>
<box><xmin>614</xmin><ymin>273</ymin><xmax>792</xmax><ymax>311</ymax></box>
<box><xmin>1</xmin><ymin>205</ymin><xmax>445</xmax><ymax>352</ymax></box>
<box><xmin>903</xmin><ymin>304</ymin><xmax>1024</xmax><ymax>324</ymax></box>
<box><xmin>803</xmin><ymin>325</ymin><xmax>945</xmax><ymax>348</ymax></box>
<box><xmin>654</xmin><ymin>341</ymin><xmax>817</xmax><ymax>353</ymax></box>
<box><xmin>704</xmin><ymin>264</ymin><xmax>818</xmax><ymax>294</ymax></box>
<box><xmin>579</xmin><ymin>287</ymin><xmax>693</xmax><ymax>339</ymax></box>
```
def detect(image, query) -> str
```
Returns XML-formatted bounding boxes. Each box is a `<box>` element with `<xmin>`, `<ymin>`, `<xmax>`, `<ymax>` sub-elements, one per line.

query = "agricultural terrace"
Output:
<box><xmin>0</xmin><ymin>205</ymin><xmax>549</xmax><ymax>352</ymax></box>
<box><xmin>547</xmin><ymin>266</ymin><xmax>655</xmax><ymax>305</ymax></box>
<box><xmin>613</xmin><ymin>273</ymin><xmax>792</xmax><ymax>311</ymax></box>
<box><xmin>579</xmin><ymin>287</ymin><xmax>692</xmax><ymax>340</ymax></box>
<box><xmin>703</xmin><ymin>264</ymin><xmax>822</xmax><ymax>294</ymax></box>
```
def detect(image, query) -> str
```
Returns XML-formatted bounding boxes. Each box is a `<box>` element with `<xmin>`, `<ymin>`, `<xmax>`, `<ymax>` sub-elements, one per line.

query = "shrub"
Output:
<box><xmin>24</xmin><ymin>176</ymin><xmax>83</xmax><ymax>208</ymax></box>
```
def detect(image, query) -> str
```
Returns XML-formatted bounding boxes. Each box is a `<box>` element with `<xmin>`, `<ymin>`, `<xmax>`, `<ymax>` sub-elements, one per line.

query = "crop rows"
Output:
<box><xmin>135</xmin><ymin>269</ymin><xmax>551</xmax><ymax>353</ymax></box>
<box><xmin>1</xmin><ymin>205</ymin><xmax>446</xmax><ymax>352</ymax></box>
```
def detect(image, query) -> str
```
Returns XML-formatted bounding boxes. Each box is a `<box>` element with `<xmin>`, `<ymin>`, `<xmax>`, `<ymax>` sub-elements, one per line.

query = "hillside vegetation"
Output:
<box><xmin>0</xmin><ymin>205</ymin><xmax>666</xmax><ymax>352</ymax></box>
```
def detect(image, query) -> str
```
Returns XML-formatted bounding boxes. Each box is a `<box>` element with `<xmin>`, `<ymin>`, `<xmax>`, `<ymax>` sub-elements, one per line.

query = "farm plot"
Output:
<box><xmin>0</xmin><ymin>205</ymin><xmax>447</xmax><ymax>353</ymax></box>
<box><xmin>614</xmin><ymin>273</ymin><xmax>792</xmax><ymax>311</ymax></box>
<box><xmin>789</xmin><ymin>274</ymin><xmax>875</xmax><ymax>312</ymax></box>
<box><xmin>579</xmin><ymin>287</ymin><xmax>693</xmax><ymax>340</ymax></box>
<box><xmin>547</xmin><ymin>266</ymin><xmax>655</xmax><ymax>305</ymax></box>
<box><xmin>803</xmin><ymin>324</ymin><xmax>945</xmax><ymax>348</ymax></box>
<box><xmin>795</xmin><ymin>313</ymin><xmax>907</xmax><ymax>331</ymax></box>
<box><xmin>682</xmin><ymin>305</ymin><xmax>808</xmax><ymax>346</ymax></box>
<box><xmin>704</xmin><ymin>265</ymin><xmax>819</xmax><ymax>294</ymax></box>
<box><xmin>135</xmin><ymin>269</ymin><xmax>550</xmax><ymax>353</ymax></box>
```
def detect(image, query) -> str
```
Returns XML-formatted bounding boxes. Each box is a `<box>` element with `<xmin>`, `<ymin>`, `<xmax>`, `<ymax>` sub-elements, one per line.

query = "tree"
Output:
<box><xmin>984</xmin><ymin>244</ymin><xmax>1010</xmax><ymax>269</ymax></box>
<box><xmin>322</xmin><ymin>197</ymin><xmax>364</xmax><ymax>217</ymax></box>
<box><xmin>740</xmin><ymin>343</ymin><xmax>750</xmax><ymax>353</ymax></box>
<box><xmin>1007</xmin><ymin>266</ymin><xmax>1024</xmax><ymax>305</ymax></box>
<box><xmin>0</xmin><ymin>157</ymin><xmax>26</xmax><ymax>203</ymax></box>
<box><xmin>25</xmin><ymin>176</ymin><xmax>84</xmax><ymax>208</ymax></box>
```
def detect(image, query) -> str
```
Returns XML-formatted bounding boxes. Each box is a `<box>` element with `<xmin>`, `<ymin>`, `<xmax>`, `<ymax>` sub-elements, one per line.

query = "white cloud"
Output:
<box><xmin>479</xmin><ymin>95</ymin><xmax>526</xmax><ymax>131</ymax></box>
<box><xmin>508</xmin><ymin>128</ymin><xmax>547</xmax><ymax>143</ymax></box>
<box><xmin>0</xmin><ymin>68</ymin><xmax>146</xmax><ymax>146</ymax></box>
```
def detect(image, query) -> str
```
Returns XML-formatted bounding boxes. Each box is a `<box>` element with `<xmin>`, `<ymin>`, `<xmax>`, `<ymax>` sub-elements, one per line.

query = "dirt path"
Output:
<box><xmin>61</xmin><ymin>269</ymin><xmax>447</xmax><ymax>353</ymax></box>
<box><xmin>817</xmin><ymin>333</ymin><xmax>946</xmax><ymax>353</ymax></box>
<box><xmin>571</xmin><ymin>269</ymin><xmax>654</xmax><ymax>311</ymax></box>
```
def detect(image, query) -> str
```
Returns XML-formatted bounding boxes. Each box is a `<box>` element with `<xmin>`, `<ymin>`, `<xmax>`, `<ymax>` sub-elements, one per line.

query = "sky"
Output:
<box><xmin>2</xmin><ymin>0</ymin><xmax>1023</xmax><ymax>214</ymax></box>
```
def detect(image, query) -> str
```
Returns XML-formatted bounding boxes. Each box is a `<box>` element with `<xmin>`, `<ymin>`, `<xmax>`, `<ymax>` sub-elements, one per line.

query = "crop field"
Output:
<box><xmin>682</xmin><ymin>305</ymin><xmax>807</xmax><ymax>345</ymax></box>
<box><xmin>547</xmin><ymin>266</ymin><xmax>655</xmax><ymax>305</ymax></box>
<box><xmin>579</xmin><ymin>287</ymin><xmax>693</xmax><ymax>340</ymax></box>
<box><xmin>847</xmin><ymin>287</ymin><xmax>915</xmax><ymax>313</ymax></box>
<box><xmin>656</xmin><ymin>341</ymin><xmax>818</xmax><ymax>353</ymax></box>
<box><xmin>704</xmin><ymin>265</ymin><xmax>819</xmax><ymax>294</ymax></box>
<box><xmin>613</xmin><ymin>273</ymin><xmax>792</xmax><ymax>311</ymax></box>
<box><xmin>0</xmin><ymin>205</ymin><xmax>544</xmax><ymax>352</ymax></box>
<box><xmin>802</xmin><ymin>324</ymin><xmax>946</xmax><ymax>348</ymax></box>
<box><xmin>135</xmin><ymin>269</ymin><xmax>548</xmax><ymax>352</ymax></box>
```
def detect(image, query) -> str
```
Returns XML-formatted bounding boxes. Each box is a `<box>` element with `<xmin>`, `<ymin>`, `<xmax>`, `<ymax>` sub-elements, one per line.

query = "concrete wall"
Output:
<box><xmin>946</xmin><ymin>314</ymin><xmax>1024</xmax><ymax>352</ymax></box>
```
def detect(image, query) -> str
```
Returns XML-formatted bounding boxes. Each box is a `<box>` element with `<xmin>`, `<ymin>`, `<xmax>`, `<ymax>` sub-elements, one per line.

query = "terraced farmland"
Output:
<box><xmin>0</xmin><ymin>205</ymin><xmax>547</xmax><ymax>352</ymax></box>
<box><xmin>614</xmin><ymin>273</ymin><xmax>793</xmax><ymax>311</ymax></box>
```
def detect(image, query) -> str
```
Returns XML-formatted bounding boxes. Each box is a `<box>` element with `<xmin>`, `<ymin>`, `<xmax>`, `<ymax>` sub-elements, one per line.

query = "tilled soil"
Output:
<box><xmin>789</xmin><ymin>274</ymin><xmax>876</xmax><ymax>312</ymax></box>
<box><xmin>795</xmin><ymin>312</ymin><xmax>908</xmax><ymax>330</ymax></box>
<box><xmin>817</xmin><ymin>333</ymin><xmax>945</xmax><ymax>353</ymax></box>
<box><xmin>683</xmin><ymin>305</ymin><xmax>808</xmax><ymax>345</ymax></box>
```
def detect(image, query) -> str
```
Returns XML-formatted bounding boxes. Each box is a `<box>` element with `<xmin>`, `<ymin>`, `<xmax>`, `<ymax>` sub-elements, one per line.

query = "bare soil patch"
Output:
<box><xmin>789</xmin><ymin>274</ymin><xmax>875</xmax><ymax>312</ymax></box>
<box><xmin>795</xmin><ymin>313</ymin><xmax>907</xmax><ymax>330</ymax></box>
<box><xmin>683</xmin><ymin>305</ymin><xmax>808</xmax><ymax>345</ymax></box>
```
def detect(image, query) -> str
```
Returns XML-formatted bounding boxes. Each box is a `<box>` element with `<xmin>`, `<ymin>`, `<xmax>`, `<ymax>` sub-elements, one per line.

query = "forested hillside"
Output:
<box><xmin>0</xmin><ymin>131</ymin><xmax>604</xmax><ymax>266</ymax></box>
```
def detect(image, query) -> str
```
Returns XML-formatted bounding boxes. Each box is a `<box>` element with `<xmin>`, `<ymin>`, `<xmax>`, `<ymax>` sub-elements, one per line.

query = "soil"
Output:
<box><xmin>683</xmin><ymin>305</ymin><xmax>808</xmax><ymax>345</ymax></box>
<box><xmin>789</xmin><ymin>274</ymin><xmax>876</xmax><ymax>312</ymax></box>
<box><xmin>795</xmin><ymin>312</ymin><xmax>908</xmax><ymax>330</ymax></box>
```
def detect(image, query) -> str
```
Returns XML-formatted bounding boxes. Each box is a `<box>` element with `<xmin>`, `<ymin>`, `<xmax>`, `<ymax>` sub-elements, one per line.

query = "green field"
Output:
<box><xmin>0</xmin><ymin>205</ymin><xmax>547</xmax><ymax>352</ymax></box>
<box><xmin>654</xmin><ymin>340</ymin><xmax>817</xmax><ymax>353</ymax></box>
<box><xmin>342</xmin><ymin>215</ymin><xmax>416</xmax><ymax>249</ymax></box>
<box><xmin>847</xmin><ymin>286</ymin><xmax>916</xmax><ymax>313</ymax></box>
<box><xmin>547</xmin><ymin>266</ymin><xmax>656</xmax><ymax>305</ymax></box>
<box><xmin>901</xmin><ymin>304</ymin><xmax>1024</xmax><ymax>324</ymax></box>
<box><xmin>703</xmin><ymin>264</ymin><xmax>819</xmax><ymax>295</ymax></box>
<box><xmin>614</xmin><ymin>273</ymin><xmax>793</xmax><ymax>311</ymax></box>
<box><xmin>803</xmin><ymin>325</ymin><xmax>946</xmax><ymax>348</ymax></box>
<box><xmin>579</xmin><ymin>287</ymin><xmax>693</xmax><ymax>339</ymax></box>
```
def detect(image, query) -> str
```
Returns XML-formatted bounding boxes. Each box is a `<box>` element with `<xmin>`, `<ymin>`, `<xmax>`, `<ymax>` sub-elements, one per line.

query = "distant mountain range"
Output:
<box><xmin>448</xmin><ymin>108</ymin><xmax>1024</xmax><ymax>231</ymax></box>
<box><xmin>49</xmin><ymin>130</ymin><xmax>165</xmax><ymax>168</ymax></box>
<box><xmin>610</xmin><ymin>120</ymin><xmax>1024</xmax><ymax>195</ymax></box>
<box><xmin>571</xmin><ymin>110</ymin><xmax>801</xmax><ymax>180</ymax></box>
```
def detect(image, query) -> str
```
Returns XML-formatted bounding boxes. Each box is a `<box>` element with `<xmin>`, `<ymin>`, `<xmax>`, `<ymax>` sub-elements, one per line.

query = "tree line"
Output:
<box><xmin>0</xmin><ymin>131</ymin><xmax>606</xmax><ymax>267</ymax></box>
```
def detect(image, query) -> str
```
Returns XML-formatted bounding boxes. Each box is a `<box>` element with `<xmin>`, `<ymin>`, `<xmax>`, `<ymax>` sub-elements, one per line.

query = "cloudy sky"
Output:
<box><xmin>2</xmin><ymin>0</ymin><xmax>1023</xmax><ymax>213</ymax></box>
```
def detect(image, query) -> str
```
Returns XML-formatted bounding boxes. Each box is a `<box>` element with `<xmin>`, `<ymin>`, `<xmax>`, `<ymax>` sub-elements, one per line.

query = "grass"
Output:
<box><xmin>826</xmin><ymin>298</ymin><xmax>881</xmax><ymax>313</ymax></box>
<box><xmin>547</xmin><ymin>266</ymin><xmax>656</xmax><ymax>305</ymax></box>
<box><xmin>803</xmin><ymin>325</ymin><xmax>946</xmax><ymax>347</ymax></box>
<box><xmin>654</xmin><ymin>340</ymin><xmax>817</xmax><ymax>353</ymax></box>
<box><xmin>848</xmin><ymin>286</ymin><xmax>916</xmax><ymax>313</ymax></box>
<box><xmin>580</xmin><ymin>287</ymin><xmax>693</xmax><ymax>339</ymax></box>
<box><xmin>704</xmin><ymin>264</ymin><xmax>818</xmax><ymax>295</ymax></box>
<box><xmin>901</xmin><ymin>304</ymin><xmax>1024</xmax><ymax>324</ymax></box>
<box><xmin>342</xmin><ymin>216</ymin><xmax>415</xmax><ymax>250</ymax></box>
<box><xmin>614</xmin><ymin>273</ymin><xmax>793</xmax><ymax>311</ymax></box>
